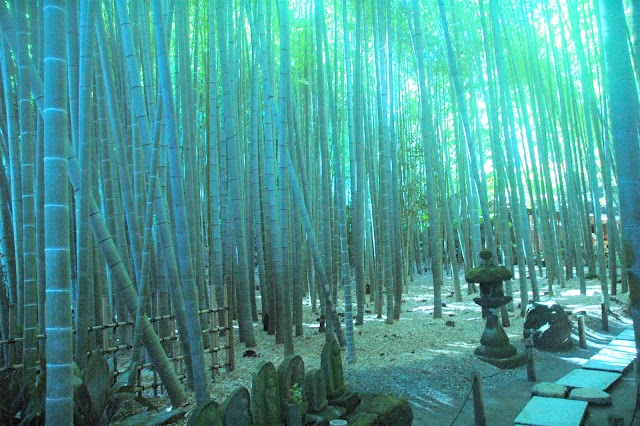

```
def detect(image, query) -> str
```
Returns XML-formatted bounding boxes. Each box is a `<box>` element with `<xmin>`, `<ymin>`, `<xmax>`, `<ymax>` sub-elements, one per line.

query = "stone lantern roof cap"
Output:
<box><xmin>465</xmin><ymin>250</ymin><xmax>513</xmax><ymax>284</ymax></box>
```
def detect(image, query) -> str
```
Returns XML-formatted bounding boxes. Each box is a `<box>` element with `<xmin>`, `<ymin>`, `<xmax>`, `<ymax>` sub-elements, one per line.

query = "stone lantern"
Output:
<box><xmin>465</xmin><ymin>249</ymin><xmax>526</xmax><ymax>368</ymax></box>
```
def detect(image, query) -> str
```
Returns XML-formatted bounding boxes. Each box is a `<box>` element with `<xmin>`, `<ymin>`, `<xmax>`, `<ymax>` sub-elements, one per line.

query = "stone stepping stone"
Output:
<box><xmin>582</xmin><ymin>357</ymin><xmax>629</xmax><ymax>373</ymax></box>
<box><xmin>599</xmin><ymin>347</ymin><xmax>636</xmax><ymax>360</ymax></box>
<box><xmin>604</xmin><ymin>343</ymin><xmax>636</xmax><ymax>359</ymax></box>
<box><xmin>616</xmin><ymin>328</ymin><xmax>634</xmax><ymax>341</ymax></box>
<box><xmin>582</xmin><ymin>348</ymin><xmax>635</xmax><ymax>373</ymax></box>
<box><xmin>568</xmin><ymin>388</ymin><xmax>612</xmax><ymax>406</ymax></box>
<box><xmin>555</xmin><ymin>369</ymin><xmax>621</xmax><ymax>391</ymax></box>
<box><xmin>531</xmin><ymin>382</ymin><xmax>568</xmax><ymax>399</ymax></box>
<box><xmin>514</xmin><ymin>396</ymin><xmax>587</xmax><ymax>426</ymax></box>
<box><xmin>607</xmin><ymin>339</ymin><xmax>635</xmax><ymax>350</ymax></box>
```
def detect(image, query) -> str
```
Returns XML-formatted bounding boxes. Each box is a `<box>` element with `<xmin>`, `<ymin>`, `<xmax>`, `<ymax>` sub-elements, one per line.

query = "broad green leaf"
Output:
<box><xmin>112</xmin><ymin>362</ymin><xmax>139</xmax><ymax>395</ymax></box>
<box><xmin>134</xmin><ymin>395</ymin><xmax>157</xmax><ymax>411</ymax></box>
<box><xmin>104</xmin><ymin>391</ymin><xmax>137</xmax><ymax>423</ymax></box>
<box><xmin>83</xmin><ymin>354</ymin><xmax>110</xmax><ymax>415</ymax></box>
<box><xmin>18</xmin><ymin>369</ymin><xmax>46</xmax><ymax>426</ymax></box>
<box><xmin>73</xmin><ymin>383</ymin><xmax>101</xmax><ymax>425</ymax></box>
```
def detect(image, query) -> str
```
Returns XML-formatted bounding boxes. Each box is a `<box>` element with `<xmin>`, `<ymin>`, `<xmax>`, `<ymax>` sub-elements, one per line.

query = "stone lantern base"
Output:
<box><xmin>475</xmin><ymin>347</ymin><xmax>527</xmax><ymax>369</ymax></box>
<box><xmin>474</xmin><ymin>307</ymin><xmax>527</xmax><ymax>369</ymax></box>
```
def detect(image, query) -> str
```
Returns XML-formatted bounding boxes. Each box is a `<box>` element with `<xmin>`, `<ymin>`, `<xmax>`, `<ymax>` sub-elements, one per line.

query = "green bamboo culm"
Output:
<box><xmin>16</xmin><ymin>0</ymin><xmax>38</xmax><ymax>383</ymax></box>
<box><xmin>43</xmin><ymin>1</ymin><xmax>74</xmax><ymax>425</ymax></box>
<box><xmin>598</xmin><ymin>0</ymin><xmax>640</xmax><ymax>371</ymax></box>
<box><xmin>151</xmin><ymin>0</ymin><xmax>210</xmax><ymax>406</ymax></box>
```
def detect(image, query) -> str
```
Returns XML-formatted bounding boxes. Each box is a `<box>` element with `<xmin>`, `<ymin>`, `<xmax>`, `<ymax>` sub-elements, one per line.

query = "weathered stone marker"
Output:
<box><xmin>321</xmin><ymin>334</ymin><xmax>346</xmax><ymax>399</ymax></box>
<box><xmin>251</xmin><ymin>361</ymin><xmax>283</xmax><ymax>426</ymax></box>
<box><xmin>465</xmin><ymin>249</ymin><xmax>526</xmax><ymax>368</ymax></box>
<box><xmin>277</xmin><ymin>354</ymin><xmax>306</xmax><ymax>425</ymax></box>
<box><xmin>187</xmin><ymin>400</ymin><xmax>223</xmax><ymax>426</ymax></box>
<box><xmin>222</xmin><ymin>387</ymin><xmax>251</xmax><ymax>426</ymax></box>
<box><xmin>304</xmin><ymin>368</ymin><xmax>329</xmax><ymax>413</ymax></box>
<box><xmin>320</xmin><ymin>335</ymin><xmax>361</xmax><ymax>414</ymax></box>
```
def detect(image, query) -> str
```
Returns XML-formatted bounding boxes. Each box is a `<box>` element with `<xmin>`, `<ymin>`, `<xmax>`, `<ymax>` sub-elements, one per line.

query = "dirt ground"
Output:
<box><xmin>143</xmin><ymin>271</ymin><xmax>639</xmax><ymax>425</ymax></box>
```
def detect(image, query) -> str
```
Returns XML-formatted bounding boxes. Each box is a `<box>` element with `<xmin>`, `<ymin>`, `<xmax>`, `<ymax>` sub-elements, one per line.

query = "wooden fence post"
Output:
<box><xmin>578</xmin><ymin>314</ymin><xmax>587</xmax><ymax>349</ymax></box>
<box><xmin>472</xmin><ymin>371</ymin><xmax>486</xmax><ymax>426</ymax></box>
<box><xmin>524</xmin><ymin>338</ymin><xmax>536</xmax><ymax>381</ymax></box>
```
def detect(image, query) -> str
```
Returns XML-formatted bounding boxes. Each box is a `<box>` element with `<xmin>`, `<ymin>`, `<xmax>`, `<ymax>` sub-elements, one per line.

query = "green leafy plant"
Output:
<box><xmin>288</xmin><ymin>383</ymin><xmax>303</xmax><ymax>406</ymax></box>
<box><xmin>1</xmin><ymin>352</ymin><xmax>182</xmax><ymax>426</ymax></box>
<box><xmin>19</xmin><ymin>368</ymin><xmax>48</xmax><ymax>426</ymax></box>
<box><xmin>73</xmin><ymin>352</ymin><xmax>154</xmax><ymax>425</ymax></box>
<box><xmin>0</xmin><ymin>369</ymin><xmax>22</xmax><ymax>424</ymax></box>
<box><xmin>0</xmin><ymin>362</ymin><xmax>46</xmax><ymax>425</ymax></box>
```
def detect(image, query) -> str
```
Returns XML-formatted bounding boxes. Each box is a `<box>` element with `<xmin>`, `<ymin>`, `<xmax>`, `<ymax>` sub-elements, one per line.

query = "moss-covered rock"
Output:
<box><xmin>347</xmin><ymin>394</ymin><xmax>413</xmax><ymax>426</ymax></box>
<box><xmin>329</xmin><ymin>389</ymin><xmax>361</xmax><ymax>413</ymax></box>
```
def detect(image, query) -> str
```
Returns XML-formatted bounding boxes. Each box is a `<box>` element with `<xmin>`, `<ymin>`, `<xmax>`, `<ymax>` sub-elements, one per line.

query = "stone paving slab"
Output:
<box><xmin>555</xmin><ymin>369</ymin><xmax>621</xmax><ymax>391</ymax></box>
<box><xmin>582</xmin><ymin>348</ymin><xmax>635</xmax><ymax>373</ymax></box>
<box><xmin>514</xmin><ymin>396</ymin><xmax>587</xmax><ymax>426</ymax></box>
<box><xmin>599</xmin><ymin>347</ymin><xmax>636</xmax><ymax>360</ymax></box>
<box><xmin>604</xmin><ymin>343</ymin><xmax>637</xmax><ymax>359</ymax></box>
<box><xmin>582</xmin><ymin>358</ymin><xmax>630</xmax><ymax>373</ymax></box>
<box><xmin>616</xmin><ymin>328</ymin><xmax>635</xmax><ymax>341</ymax></box>
<box><xmin>607</xmin><ymin>339</ymin><xmax>635</xmax><ymax>350</ymax></box>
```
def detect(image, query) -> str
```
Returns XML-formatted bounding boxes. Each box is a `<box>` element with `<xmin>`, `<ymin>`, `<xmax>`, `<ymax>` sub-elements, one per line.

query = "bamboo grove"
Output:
<box><xmin>0</xmin><ymin>0</ymin><xmax>639</xmax><ymax>421</ymax></box>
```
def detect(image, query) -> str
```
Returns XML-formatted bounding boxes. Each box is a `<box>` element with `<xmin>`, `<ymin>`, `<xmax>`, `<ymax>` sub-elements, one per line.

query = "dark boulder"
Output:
<box><xmin>523</xmin><ymin>301</ymin><xmax>573</xmax><ymax>350</ymax></box>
